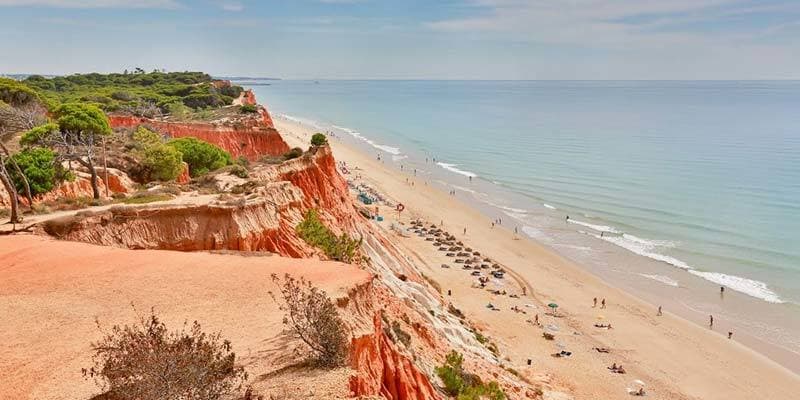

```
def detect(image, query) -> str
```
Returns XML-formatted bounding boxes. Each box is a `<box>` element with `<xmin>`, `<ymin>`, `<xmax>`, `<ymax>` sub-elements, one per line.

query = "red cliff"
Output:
<box><xmin>349</xmin><ymin>314</ymin><xmax>441</xmax><ymax>400</ymax></box>
<box><xmin>109</xmin><ymin>114</ymin><xmax>288</xmax><ymax>161</ymax></box>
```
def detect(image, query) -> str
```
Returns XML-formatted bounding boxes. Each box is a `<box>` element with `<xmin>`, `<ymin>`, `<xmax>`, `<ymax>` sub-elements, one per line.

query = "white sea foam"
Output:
<box><xmin>569</xmin><ymin>219</ymin><xmax>621</xmax><ymax>234</ymax></box>
<box><xmin>600</xmin><ymin>233</ymin><xmax>783</xmax><ymax>303</ymax></box>
<box><xmin>688</xmin><ymin>270</ymin><xmax>784</xmax><ymax>304</ymax></box>
<box><xmin>437</xmin><ymin>162</ymin><xmax>477</xmax><ymax>178</ymax></box>
<box><xmin>521</xmin><ymin>225</ymin><xmax>546</xmax><ymax>239</ymax></box>
<box><xmin>543</xmin><ymin>203</ymin><xmax>557</xmax><ymax>210</ymax></box>
<box><xmin>600</xmin><ymin>234</ymin><xmax>692</xmax><ymax>270</ymax></box>
<box><xmin>638</xmin><ymin>273</ymin><xmax>680</xmax><ymax>287</ymax></box>
<box><xmin>554</xmin><ymin>244</ymin><xmax>593</xmax><ymax>252</ymax></box>
<box><xmin>330</xmin><ymin>124</ymin><xmax>402</xmax><ymax>155</ymax></box>
<box><xmin>392</xmin><ymin>154</ymin><xmax>409</xmax><ymax>162</ymax></box>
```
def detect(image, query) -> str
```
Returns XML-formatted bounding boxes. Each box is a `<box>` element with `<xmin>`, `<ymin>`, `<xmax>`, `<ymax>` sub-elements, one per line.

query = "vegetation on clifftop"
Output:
<box><xmin>436</xmin><ymin>350</ymin><xmax>506</xmax><ymax>400</ymax></box>
<box><xmin>22</xmin><ymin>71</ymin><xmax>243</xmax><ymax>115</ymax></box>
<box><xmin>296</xmin><ymin>209</ymin><xmax>361</xmax><ymax>263</ymax></box>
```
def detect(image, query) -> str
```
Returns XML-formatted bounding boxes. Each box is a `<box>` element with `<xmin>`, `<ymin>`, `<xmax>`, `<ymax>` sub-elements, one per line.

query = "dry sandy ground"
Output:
<box><xmin>276</xmin><ymin>117</ymin><xmax>800</xmax><ymax>400</ymax></box>
<box><xmin>0</xmin><ymin>235</ymin><xmax>370</xmax><ymax>400</ymax></box>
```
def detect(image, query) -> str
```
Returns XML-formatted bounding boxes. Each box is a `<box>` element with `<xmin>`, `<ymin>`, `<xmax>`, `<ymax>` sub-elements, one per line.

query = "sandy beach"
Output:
<box><xmin>275</xmin><ymin>116</ymin><xmax>800</xmax><ymax>400</ymax></box>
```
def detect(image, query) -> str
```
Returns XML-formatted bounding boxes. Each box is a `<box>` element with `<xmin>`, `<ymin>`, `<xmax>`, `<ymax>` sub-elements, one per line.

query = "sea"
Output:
<box><xmin>243</xmin><ymin>80</ymin><xmax>800</xmax><ymax>369</ymax></box>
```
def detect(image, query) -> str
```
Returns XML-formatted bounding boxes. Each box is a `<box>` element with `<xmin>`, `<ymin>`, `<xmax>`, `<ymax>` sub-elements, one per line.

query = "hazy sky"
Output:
<box><xmin>2</xmin><ymin>0</ymin><xmax>800</xmax><ymax>79</ymax></box>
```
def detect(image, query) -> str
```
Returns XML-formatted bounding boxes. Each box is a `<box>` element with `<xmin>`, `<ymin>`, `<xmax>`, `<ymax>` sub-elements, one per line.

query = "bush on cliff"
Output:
<box><xmin>142</xmin><ymin>145</ymin><xmax>184</xmax><ymax>182</ymax></box>
<box><xmin>310</xmin><ymin>133</ymin><xmax>327</xmax><ymax>146</ymax></box>
<box><xmin>132</xmin><ymin>126</ymin><xmax>163</xmax><ymax>149</ymax></box>
<box><xmin>167</xmin><ymin>137</ymin><xmax>231</xmax><ymax>177</ymax></box>
<box><xmin>84</xmin><ymin>308</ymin><xmax>248</xmax><ymax>400</ymax></box>
<box><xmin>283</xmin><ymin>147</ymin><xmax>304</xmax><ymax>160</ymax></box>
<box><xmin>269</xmin><ymin>273</ymin><xmax>349</xmax><ymax>368</ymax></box>
<box><xmin>296</xmin><ymin>209</ymin><xmax>362</xmax><ymax>263</ymax></box>
<box><xmin>239</xmin><ymin>104</ymin><xmax>258</xmax><ymax>114</ymax></box>
<box><xmin>5</xmin><ymin>147</ymin><xmax>58</xmax><ymax>196</ymax></box>
<box><xmin>435</xmin><ymin>350</ymin><xmax>506</xmax><ymax>400</ymax></box>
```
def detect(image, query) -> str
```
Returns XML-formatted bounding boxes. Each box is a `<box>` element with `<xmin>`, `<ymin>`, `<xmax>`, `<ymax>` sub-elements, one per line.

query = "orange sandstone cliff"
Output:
<box><xmin>108</xmin><ymin>94</ymin><xmax>285</xmax><ymax>161</ymax></box>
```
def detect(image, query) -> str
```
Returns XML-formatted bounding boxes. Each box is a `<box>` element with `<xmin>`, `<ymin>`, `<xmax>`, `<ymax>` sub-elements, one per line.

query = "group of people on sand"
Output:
<box><xmin>592</xmin><ymin>297</ymin><xmax>606</xmax><ymax>308</ymax></box>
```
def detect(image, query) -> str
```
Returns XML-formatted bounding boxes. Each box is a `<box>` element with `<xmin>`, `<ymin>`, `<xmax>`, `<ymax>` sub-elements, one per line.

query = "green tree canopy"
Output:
<box><xmin>311</xmin><ymin>133</ymin><xmax>327</xmax><ymax>146</ymax></box>
<box><xmin>0</xmin><ymin>78</ymin><xmax>41</xmax><ymax>107</ymax></box>
<box><xmin>5</xmin><ymin>147</ymin><xmax>58</xmax><ymax>196</ymax></box>
<box><xmin>53</xmin><ymin>103</ymin><xmax>112</xmax><ymax>136</ymax></box>
<box><xmin>166</xmin><ymin>137</ymin><xmax>231</xmax><ymax>177</ymax></box>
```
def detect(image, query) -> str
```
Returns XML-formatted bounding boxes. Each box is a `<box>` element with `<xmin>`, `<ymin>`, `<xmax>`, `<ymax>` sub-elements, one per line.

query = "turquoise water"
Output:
<box><xmin>247</xmin><ymin>80</ymin><xmax>800</xmax><ymax>307</ymax></box>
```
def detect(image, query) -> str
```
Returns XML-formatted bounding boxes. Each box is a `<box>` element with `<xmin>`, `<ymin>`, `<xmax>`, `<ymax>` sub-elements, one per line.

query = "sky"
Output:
<box><xmin>1</xmin><ymin>0</ymin><xmax>800</xmax><ymax>79</ymax></box>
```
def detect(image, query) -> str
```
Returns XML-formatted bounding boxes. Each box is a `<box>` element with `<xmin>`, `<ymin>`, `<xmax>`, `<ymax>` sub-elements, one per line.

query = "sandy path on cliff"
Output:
<box><xmin>275</xmin><ymin>116</ymin><xmax>800</xmax><ymax>400</ymax></box>
<box><xmin>0</xmin><ymin>192</ymin><xmax>219</xmax><ymax>234</ymax></box>
<box><xmin>0</xmin><ymin>235</ymin><xmax>371</xmax><ymax>400</ymax></box>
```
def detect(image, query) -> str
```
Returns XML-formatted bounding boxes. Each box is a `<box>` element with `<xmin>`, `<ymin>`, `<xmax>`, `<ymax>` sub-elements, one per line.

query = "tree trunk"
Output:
<box><xmin>88</xmin><ymin>161</ymin><xmax>100</xmax><ymax>200</ymax></box>
<box><xmin>0</xmin><ymin>162</ymin><xmax>20</xmax><ymax>224</ymax></box>
<box><xmin>0</xmin><ymin>143</ymin><xmax>33</xmax><ymax>207</ymax></box>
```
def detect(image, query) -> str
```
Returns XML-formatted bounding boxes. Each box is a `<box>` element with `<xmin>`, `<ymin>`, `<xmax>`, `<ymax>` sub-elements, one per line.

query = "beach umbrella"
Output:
<box><xmin>548</xmin><ymin>302</ymin><xmax>558</xmax><ymax>315</ymax></box>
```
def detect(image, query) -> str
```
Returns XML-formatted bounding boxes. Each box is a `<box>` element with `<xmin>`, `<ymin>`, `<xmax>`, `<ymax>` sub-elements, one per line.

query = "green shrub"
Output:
<box><xmin>132</xmin><ymin>126</ymin><xmax>163</xmax><ymax>149</ymax></box>
<box><xmin>239</xmin><ymin>104</ymin><xmax>257</xmax><ymax>114</ymax></box>
<box><xmin>142</xmin><ymin>144</ymin><xmax>184</xmax><ymax>182</ymax></box>
<box><xmin>167</xmin><ymin>137</ymin><xmax>231</xmax><ymax>177</ymax></box>
<box><xmin>296</xmin><ymin>209</ymin><xmax>361</xmax><ymax>263</ymax></box>
<box><xmin>164</xmin><ymin>101</ymin><xmax>191</xmax><ymax>119</ymax></box>
<box><xmin>435</xmin><ymin>351</ymin><xmax>506</xmax><ymax>400</ymax></box>
<box><xmin>283</xmin><ymin>147</ymin><xmax>303</xmax><ymax>160</ymax></box>
<box><xmin>310</xmin><ymin>133</ymin><xmax>327</xmax><ymax>146</ymax></box>
<box><xmin>229</xmin><ymin>165</ymin><xmax>248</xmax><ymax>178</ymax></box>
<box><xmin>6</xmin><ymin>147</ymin><xmax>58</xmax><ymax>196</ymax></box>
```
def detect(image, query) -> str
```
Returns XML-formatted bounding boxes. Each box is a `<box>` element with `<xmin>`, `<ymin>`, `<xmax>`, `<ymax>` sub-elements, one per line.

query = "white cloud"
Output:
<box><xmin>0</xmin><ymin>0</ymin><xmax>180</xmax><ymax>8</ymax></box>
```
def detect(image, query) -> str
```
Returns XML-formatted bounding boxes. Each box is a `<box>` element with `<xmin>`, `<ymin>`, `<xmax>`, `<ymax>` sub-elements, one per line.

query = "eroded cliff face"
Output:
<box><xmin>109</xmin><ymin>114</ymin><xmax>288</xmax><ymax>161</ymax></box>
<box><xmin>252</xmin><ymin>146</ymin><xmax>358</xmax><ymax>233</ymax></box>
<box><xmin>349</xmin><ymin>314</ymin><xmax>441</xmax><ymax>400</ymax></box>
<box><xmin>40</xmin><ymin>182</ymin><xmax>315</xmax><ymax>257</ymax></box>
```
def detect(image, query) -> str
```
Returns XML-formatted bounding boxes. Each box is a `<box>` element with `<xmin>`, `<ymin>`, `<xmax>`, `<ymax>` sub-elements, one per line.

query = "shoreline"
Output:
<box><xmin>275</xmin><ymin>115</ymin><xmax>800</xmax><ymax>399</ymax></box>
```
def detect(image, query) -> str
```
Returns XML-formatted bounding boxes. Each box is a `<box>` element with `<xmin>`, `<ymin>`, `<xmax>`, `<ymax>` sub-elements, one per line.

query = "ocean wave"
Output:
<box><xmin>392</xmin><ymin>154</ymin><xmax>408</xmax><ymax>162</ymax></box>
<box><xmin>600</xmin><ymin>233</ymin><xmax>783</xmax><ymax>303</ymax></box>
<box><xmin>330</xmin><ymin>124</ymin><xmax>402</xmax><ymax>155</ymax></box>
<box><xmin>638</xmin><ymin>273</ymin><xmax>680</xmax><ymax>287</ymax></box>
<box><xmin>521</xmin><ymin>225</ymin><xmax>546</xmax><ymax>239</ymax></box>
<box><xmin>543</xmin><ymin>203</ymin><xmax>557</xmax><ymax>210</ymax></box>
<box><xmin>568</xmin><ymin>219</ymin><xmax>621</xmax><ymax>234</ymax></box>
<box><xmin>689</xmin><ymin>270</ymin><xmax>784</xmax><ymax>304</ymax></box>
<box><xmin>437</xmin><ymin>162</ymin><xmax>477</xmax><ymax>178</ymax></box>
<box><xmin>600</xmin><ymin>234</ymin><xmax>691</xmax><ymax>270</ymax></box>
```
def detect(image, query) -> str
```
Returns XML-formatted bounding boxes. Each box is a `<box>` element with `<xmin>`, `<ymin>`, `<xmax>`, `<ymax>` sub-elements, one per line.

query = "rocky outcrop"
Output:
<box><xmin>252</xmin><ymin>145</ymin><xmax>358</xmax><ymax>233</ymax></box>
<box><xmin>109</xmin><ymin>114</ymin><xmax>288</xmax><ymax>161</ymax></box>
<box><xmin>350</xmin><ymin>314</ymin><xmax>441</xmax><ymax>400</ymax></box>
<box><xmin>39</xmin><ymin>182</ymin><xmax>315</xmax><ymax>257</ymax></box>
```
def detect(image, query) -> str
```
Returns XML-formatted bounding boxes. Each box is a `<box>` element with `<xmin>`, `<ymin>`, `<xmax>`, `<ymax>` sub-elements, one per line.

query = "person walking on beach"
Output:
<box><xmin>566</xmin><ymin>215</ymin><xmax>570</xmax><ymax>222</ymax></box>
<box><xmin>463</xmin><ymin>227</ymin><xmax>467</xmax><ymax>235</ymax></box>
<box><xmin>535</xmin><ymin>313</ymin><xmax>539</xmax><ymax>326</ymax></box>
<box><xmin>657</xmin><ymin>306</ymin><xmax>662</xmax><ymax>316</ymax></box>
<box><xmin>593</xmin><ymin>297</ymin><xmax>597</xmax><ymax>308</ymax></box>
<box><xmin>709</xmin><ymin>315</ymin><xmax>714</xmax><ymax>328</ymax></box>
<box><xmin>601</xmin><ymin>298</ymin><xmax>606</xmax><ymax>309</ymax></box>
<box><xmin>728</xmin><ymin>331</ymin><xmax>733</xmax><ymax>339</ymax></box>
